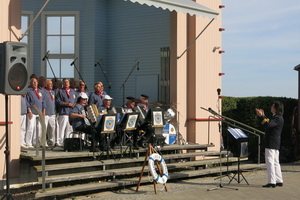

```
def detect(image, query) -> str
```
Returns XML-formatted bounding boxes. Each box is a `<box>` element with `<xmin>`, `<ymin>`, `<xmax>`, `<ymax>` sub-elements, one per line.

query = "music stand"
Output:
<box><xmin>118</xmin><ymin>113</ymin><xmax>139</xmax><ymax>157</ymax></box>
<box><xmin>227</xmin><ymin>128</ymin><xmax>249</xmax><ymax>185</ymax></box>
<box><xmin>96</xmin><ymin>114</ymin><xmax>117</xmax><ymax>159</ymax></box>
<box><xmin>146</xmin><ymin>109</ymin><xmax>165</xmax><ymax>147</ymax></box>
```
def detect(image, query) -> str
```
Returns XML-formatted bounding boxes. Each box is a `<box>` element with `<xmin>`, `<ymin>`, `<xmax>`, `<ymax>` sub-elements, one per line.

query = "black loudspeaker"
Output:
<box><xmin>0</xmin><ymin>41</ymin><xmax>28</xmax><ymax>95</ymax></box>
<box><xmin>64</xmin><ymin>138</ymin><xmax>83</xmax><ymax>152</ymax></box>
<box><xmin>227</xmin><ymin>128</ymin><xmax>248</xmax><ymax>158</ymax></box>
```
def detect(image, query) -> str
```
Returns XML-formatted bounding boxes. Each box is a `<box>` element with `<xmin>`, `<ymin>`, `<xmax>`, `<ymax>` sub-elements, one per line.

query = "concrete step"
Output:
<box><xmin>35</xmin><ymin>163</ymin><xmax>262</xmax><ymax>198</ymax></box>
<box><xmin>34</xmin><ymin>151</ymin><xmax>224</xmax><ymax>173</ymax></box>
<box><xmin>38</xmin><ymin>157</ymin><xmax>241</xmax><ymax>184</ymax></box>
<box><xmin>21</xmin><ymin>143</ymin><xmax>214</xmax><ymax>161</ymax></box>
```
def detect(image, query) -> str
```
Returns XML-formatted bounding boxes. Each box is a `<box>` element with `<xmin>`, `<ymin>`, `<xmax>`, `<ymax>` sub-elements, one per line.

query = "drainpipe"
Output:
<box><xmin>293</xmin><ymin>64</ymin><xmax>300</xmax><ymax>133</ymax></box>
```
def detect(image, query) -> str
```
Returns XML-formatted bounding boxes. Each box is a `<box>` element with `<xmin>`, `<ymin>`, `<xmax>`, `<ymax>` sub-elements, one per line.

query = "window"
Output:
<box><xmin>21</xmin><ymin>15</ymin><xmax>29</xmax><ymax>43</ymax></box>
<box><xmin>42</xmin><ymin>12</ymin><xmax>79</xmax><ymax>79</ymax></box>
<box><xmin>21</xmin><ymin>11</ymin><xmax>33</xmax><ymax>76</ymax></box>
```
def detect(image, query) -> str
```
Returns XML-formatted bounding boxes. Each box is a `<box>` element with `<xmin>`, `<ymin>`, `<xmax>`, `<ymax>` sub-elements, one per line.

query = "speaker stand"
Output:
<box><xmin>1</xmin><ymin>95</ymin><xmax>14</xmax><ymax>200</ymax></box>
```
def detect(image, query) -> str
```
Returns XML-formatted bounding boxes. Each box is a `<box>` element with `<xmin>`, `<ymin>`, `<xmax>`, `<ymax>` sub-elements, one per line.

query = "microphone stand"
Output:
<box><xmin>70</xmin><ymin>58</ymin><xmax>88</xmax><ymax>91</ymax></box>
<box><xmin>120</xmin><ymin>61</ymin><xmax>139</xmax><ymax>106</ymax></box>
<box><xmin>42</xmin><ymin>51</ymin><xmax>57</xmax><ymax>80</ymax></box>
<box><xmin>201</xmin><ymin>107</ymin><xmax>238</xmax><ymax>191</ymax></box>
<box><xmin>95</xmin><ymin>60</ymin><xmax>111</xmax><ymax>95</ymax></box>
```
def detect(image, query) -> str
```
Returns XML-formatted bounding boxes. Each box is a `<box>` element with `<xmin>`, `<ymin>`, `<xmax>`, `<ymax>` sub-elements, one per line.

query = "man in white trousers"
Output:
<box><xmin>44</xmin><ymin>80</ymin><xmax>56</xmax><ymax>147</ymax></box>
<box><xmin>20</xmin><ymin>95</ymin><xmax>28</xmax><ymax>148</ymax></box>
<box><xmin>256</xmin><ymin>101</ymin><xmax>284</xmax><ymax>188</ymax></box>
<box><xmin>26</xmin><ymin>77</ymin><xmax>46</xmax><ymax>148</ymax></box>
<box><xmin>56</xmin><ymin>78</ymin><xmax>77</xmax><ymax>146</ymax></box>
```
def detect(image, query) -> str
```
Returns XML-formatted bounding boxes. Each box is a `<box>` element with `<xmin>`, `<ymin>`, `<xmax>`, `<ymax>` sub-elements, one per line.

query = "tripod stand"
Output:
<box><xmin>1</xmin><ymin>95</ymin><xmax>14</xmax><ymax>200</ymax></box>
<box><xmin>121</xmin><ymin>130</ymin><xmax>138</xmax><ymax>158</ymax></box>
<box><xmin>228</xmin><ymin>157</ymin><xmax>249</xmax><ymax>185</ymax></box>
<box><xmin>207</xmin><ymin>142</ymin><xmax>238</xmax><ymax>191</ymax></box>
<box><xmin>201</xmin><ymin>103</ymin><xmax>238</xmax><ymax>191</ymax></box>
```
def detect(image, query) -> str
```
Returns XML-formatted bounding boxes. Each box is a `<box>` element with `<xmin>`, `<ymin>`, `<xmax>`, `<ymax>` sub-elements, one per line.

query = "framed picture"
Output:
<box><xmin>152</xmin><ymin>110</ymin><xmax>164</xmax><ymax>127</ymax></box>
<box><xmin>101</xmin><ymin>114</ymin><xmax>117</xmax><ymax>133</ymax></box>
<box><xmin>125</xmin><ymin>113</ymin><xmax>139</xmax><ymax>130</ymax></box>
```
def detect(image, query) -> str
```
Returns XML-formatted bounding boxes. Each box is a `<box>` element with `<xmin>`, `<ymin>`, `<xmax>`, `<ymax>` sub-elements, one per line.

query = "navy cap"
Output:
<box><xmin>140</xmin><ymin>94</ymin><xmax>149</xmax><ymax>99</ymax></box>
<box><xmin>126</xmin><ymin>96</ymin><xmax>135</xmax><ymax>101</ymax></box>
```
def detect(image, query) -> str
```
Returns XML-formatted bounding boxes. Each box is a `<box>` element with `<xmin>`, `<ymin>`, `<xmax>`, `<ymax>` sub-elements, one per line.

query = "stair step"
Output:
<box><xmin>22</xmin><ymin>143</ymin><xmax>214</xmax><ymax>161</ymax></box>
<box><xmin>38</xmin><ymin>157</ymin><xmax>242</xmax><ymax>184</ymax></box>
<box><xmin>36</xmin><ymin>163</ymin><xmax>262</xmax><ymax>198</ymax></box>
<box><xmin>34</xmin><ymin>151</ymin><xmax>224</xmax><ymax>173</ymax></box>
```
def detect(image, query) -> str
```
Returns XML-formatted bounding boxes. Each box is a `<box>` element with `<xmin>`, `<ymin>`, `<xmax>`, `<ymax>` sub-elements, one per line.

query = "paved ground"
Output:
<box><xmin>62</xmin><ymin>161</ymin><xmax>300</xmax><ymax>200</ymax></box>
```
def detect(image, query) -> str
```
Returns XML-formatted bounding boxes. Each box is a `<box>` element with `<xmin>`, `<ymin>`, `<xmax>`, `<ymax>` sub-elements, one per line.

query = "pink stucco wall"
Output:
<box><xmin>170</xmin><ymin>0</ymin><xmax>223</xmax><ymax>151</ymax></box>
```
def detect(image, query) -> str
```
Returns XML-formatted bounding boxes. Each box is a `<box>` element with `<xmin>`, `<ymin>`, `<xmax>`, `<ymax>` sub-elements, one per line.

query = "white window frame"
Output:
<box><xmin>41</xmin><ymin>11</ymin><xmax>80</xmax><ymax>79</ymax></box>
<box><xmin>21</xmin><ymin>11</ymin><xmax>34</xmax><ymax>76</ymax></box>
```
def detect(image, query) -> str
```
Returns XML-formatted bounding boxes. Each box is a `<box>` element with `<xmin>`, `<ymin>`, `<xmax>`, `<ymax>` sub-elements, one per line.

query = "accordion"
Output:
<box><xmin>86</xmin><ymin>104</ymin><xmax>100</xmax><ymax>123</ymax></box>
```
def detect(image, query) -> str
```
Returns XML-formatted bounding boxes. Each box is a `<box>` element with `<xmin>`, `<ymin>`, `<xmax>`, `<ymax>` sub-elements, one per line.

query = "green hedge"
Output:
<box><xmin>222</xmin><ymin>96</ymin><xmax>298</xmax><ymax>162</ymax></box>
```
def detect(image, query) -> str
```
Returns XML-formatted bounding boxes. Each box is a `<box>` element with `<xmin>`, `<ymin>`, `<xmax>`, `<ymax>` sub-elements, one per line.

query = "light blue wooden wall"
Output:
<box><xmin>22</xmin><ymin>0</ymin><xmax>170</xmax><ymax>105</ymax></box>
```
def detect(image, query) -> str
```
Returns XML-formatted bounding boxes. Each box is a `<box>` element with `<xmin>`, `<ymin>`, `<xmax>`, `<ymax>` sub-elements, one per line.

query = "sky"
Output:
<box><xmin>222</xmin><ymin>0</ymin><xmax>300</xmax><ymax>98</ymax></box>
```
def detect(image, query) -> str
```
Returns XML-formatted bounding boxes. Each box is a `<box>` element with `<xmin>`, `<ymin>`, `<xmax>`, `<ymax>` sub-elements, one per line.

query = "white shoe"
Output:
<box><xmin>21</xmin><ymin>145</ymin><xmax>27</xmax><ymax>148</ymax></box>
<box><xmin>55</xmin><ymin>143</ymin><xmax>63</xmax><ymax>147</ymax></box>
<box><xmin>27</xmin><ymin>145</ymin><xmax>34</xmax><ymax>148</ymax></box>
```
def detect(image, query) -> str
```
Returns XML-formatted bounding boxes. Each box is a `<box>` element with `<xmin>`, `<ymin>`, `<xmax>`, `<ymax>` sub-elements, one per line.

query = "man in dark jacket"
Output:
<box><xmin>256</xmin><ymin>101</ymin><xmax>284</xmax><ymax>188</ymax></box>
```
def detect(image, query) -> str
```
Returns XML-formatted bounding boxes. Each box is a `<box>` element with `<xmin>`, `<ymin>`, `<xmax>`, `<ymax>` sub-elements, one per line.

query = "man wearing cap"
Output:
<box><xmin>56</xmin><ymin>78</ymin><xmax>77</xmax><ymax>146</ymax></box>
<box><xmin>98</xmin><ymin>95</ymin><xmax>116</xmax><ymax>114</ymax></box>
<box><xmin>137</xmin><ymin>94</ymin><xmax>150</xmax><ymax>115</ymax></box>
<box><xmin>98</xmin><ymin>95</ymin><xmax>118</xmax><ymax>150</ymax></box>
<box><xmin>88</xmin><ymin>82</ymin><xmax>107</xmax><ymax>108</ymax></box>
<box><xmin>123</xmin><ymin>96</ymin><xmax>136</xmax><ymax>113</ymax></box>
<box><xmin>70</xmin><ymin>93</ymin><xmax>98</xmax><ymax>151</ymax></box>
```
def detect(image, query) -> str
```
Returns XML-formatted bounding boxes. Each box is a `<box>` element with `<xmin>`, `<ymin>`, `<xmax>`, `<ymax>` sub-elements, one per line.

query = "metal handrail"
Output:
<box><xmin>201</xmin><ymin>107</ymin><xmax>264</xmax><ymax>164</ymax></box>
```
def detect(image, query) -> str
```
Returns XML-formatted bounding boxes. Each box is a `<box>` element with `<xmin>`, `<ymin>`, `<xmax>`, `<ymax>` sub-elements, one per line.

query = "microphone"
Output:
<box><xmin>208</xmin><ymin>107</ymin><xmax>218</xmax><ymax>115</ymax></box>
<box><xmin>42</xmin><ymin>51</ymin><xmax>50</xmax><ymax>61</ymax></box>
<box><xmin>217</xmin><ymin>88</ymin><xmax>221</xmax><ymax>95</ymax></box>
<box><xmin>70</xmin><ymin>57</ymin><xmax>78</xmax><ymax>66</ymax></box>
<box><xmin>94</xmin><ymin>59</ymin><xmax>103</xmax><ymax>67</ymax></box>
<box><xmin>137</xmin><ymin>60</ymin><xmax>139</xmax><ymax>70</ymax></box>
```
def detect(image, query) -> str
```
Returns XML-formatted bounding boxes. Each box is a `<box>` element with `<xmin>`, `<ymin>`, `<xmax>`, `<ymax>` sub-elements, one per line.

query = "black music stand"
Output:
<box><xmin>144</xmin><ymin>109</ymin><xmax>165</xmax><ymax>147</ymax></box>
<box><xmin>227</xmin><ymin>128</ymin><xmax>249</xmax><ymax>185</ymax></box>
<box><xmin>96</xmin><ymin>114</ymin><xmax>117</xmax><ymax>159</ymax></box>
<box><xmin>118</xmin><ymin>113</ymin><xmax>139</xmax><ymax>157</ymax></box>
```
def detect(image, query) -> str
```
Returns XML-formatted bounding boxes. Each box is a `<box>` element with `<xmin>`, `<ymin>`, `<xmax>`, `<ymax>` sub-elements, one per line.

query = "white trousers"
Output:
<box><xmin>55</xmin><ymin>114</ymin><xmax>60</xmax><ymax>144</ymax></box>
<box><xmin>20</xmin><ymin>114</ymin><xmax>27</xmax><ymax>146</ymax></box>
<box><xmin>26</xmin><ymin>114</ymin><xmax>41</xmax><ymax>146</ymax></box>
<box><xmin>45</xmin><ymin>115</ymin><xmax>56</xmax><ymax>145</ymax></box>
<box><xmin>57</xmin><ymin>115</ymin><xmax>73</xmax><ymax>145</ymax></box>
<box><xmin>265</xmin><ymin>148</ymin><xmax>283</xmax><ymax>184</ymax></box>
